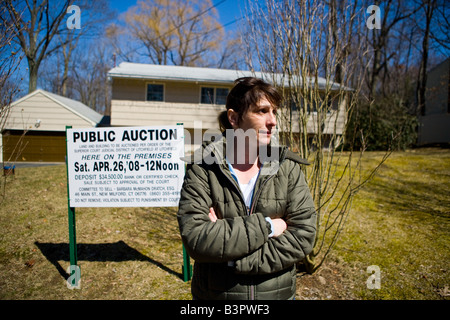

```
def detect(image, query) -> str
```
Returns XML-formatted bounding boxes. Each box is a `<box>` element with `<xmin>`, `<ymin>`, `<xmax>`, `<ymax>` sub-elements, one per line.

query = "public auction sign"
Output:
<box><xmin>66</xmin><ymin>125</ymin><xmax>185</xmax><ymax>207</ymax></box>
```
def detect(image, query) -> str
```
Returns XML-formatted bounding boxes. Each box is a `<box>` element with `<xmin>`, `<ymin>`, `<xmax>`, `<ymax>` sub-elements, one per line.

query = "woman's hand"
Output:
<box><xmin>208</xmin><ymin>207</ymin><xmax>218</xmax><ymax>222</ymax></box>
<box><xmin>271</xmin><ymin>218</ymin><xmax>287</xmax><ymax>237</ymax></box>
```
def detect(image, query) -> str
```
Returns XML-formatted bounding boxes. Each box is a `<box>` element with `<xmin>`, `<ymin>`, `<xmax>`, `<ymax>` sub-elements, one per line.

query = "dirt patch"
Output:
<box><xmin>296</xmin><ymin>258</ymin><xmax>359</xmax><ymax>300</ymax></box>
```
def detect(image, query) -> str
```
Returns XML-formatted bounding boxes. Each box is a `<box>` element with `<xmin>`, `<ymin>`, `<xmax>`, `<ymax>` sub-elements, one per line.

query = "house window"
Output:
<box><xmin>201</xmin><ymin>87</ymin><xmax>229</xmax><ymax>105</ymax></box>
<box><xmin>201</xmin><ymin>87</ymin><xmax>214</xmax><ymax>104</ymax></box>
<box><xmin>216</xmin><ymin>88</ymin><xmax>229</xmax><ymax>105</ymax></box>
<box><xmin>147</xmin><ymin>84</ymin><xmax>164</xmax><ymax>101</ymax></box>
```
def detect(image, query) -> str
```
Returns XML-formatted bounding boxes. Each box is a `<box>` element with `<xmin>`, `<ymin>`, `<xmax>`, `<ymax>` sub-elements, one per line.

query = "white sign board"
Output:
<box><xmin>66</xmin><ymin>126</ymin><xmax>185</xmax><ymax>207</ymax></box>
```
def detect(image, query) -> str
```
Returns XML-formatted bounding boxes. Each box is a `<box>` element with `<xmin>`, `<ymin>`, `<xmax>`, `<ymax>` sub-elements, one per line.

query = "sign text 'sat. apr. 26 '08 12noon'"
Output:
<box><xmin>66</xmin><ymin>125</ymin><xmax>185</xmax><ymax>208</ymax></box>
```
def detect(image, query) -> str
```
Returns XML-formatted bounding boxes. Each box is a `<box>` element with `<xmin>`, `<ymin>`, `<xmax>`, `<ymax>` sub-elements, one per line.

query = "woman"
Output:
<box><xmin>177</xmin><ymin>77</ymin><xmax>317</xmax><ymax>300</ymax></box>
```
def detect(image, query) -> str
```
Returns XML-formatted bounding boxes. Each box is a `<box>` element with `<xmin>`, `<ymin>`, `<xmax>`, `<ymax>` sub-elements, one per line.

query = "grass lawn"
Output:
<box><xmin>0</xmin><ymin>148</ymin><xmax>448</xmax><ymax>300</ymax></box>
<box><xmin>296</xmin><ymin>148</ymin><xmax>449</xmax><ymax>300</ymax></box>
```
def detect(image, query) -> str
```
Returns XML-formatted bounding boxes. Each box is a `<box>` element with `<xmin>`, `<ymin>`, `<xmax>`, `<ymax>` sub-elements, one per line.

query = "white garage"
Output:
<box><xmin>2</xmin><ymin>89</ymin><xmax>108</xmax><ymax>163</ymax></box>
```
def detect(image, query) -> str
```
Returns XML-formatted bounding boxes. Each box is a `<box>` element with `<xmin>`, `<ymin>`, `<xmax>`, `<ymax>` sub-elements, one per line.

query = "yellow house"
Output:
<box><xmin>108</xmin><ymin>62</ymin><xmax>349</xmax><ymax>150</ymax></box>
<box><xmin>108</xmin><ymin>62</ymin><xmax>248</xmax><ymax>128</ymax></box>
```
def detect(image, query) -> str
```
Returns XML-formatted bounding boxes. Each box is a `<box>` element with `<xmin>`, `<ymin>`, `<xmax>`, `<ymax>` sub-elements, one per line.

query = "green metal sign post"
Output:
<box><xmin>65</xmin><ymin>126</ymin><xmax>80</xmax><ymax>288</ymax></box>
<box><xmin>177</xmin><ymin>123</ymin><xmax>192</xmax><ymax>282</ymax></box>
<box><xmin>182</xmin><ymin>245</ymin><xmax>192</xmax><ymax>282</ymax></box>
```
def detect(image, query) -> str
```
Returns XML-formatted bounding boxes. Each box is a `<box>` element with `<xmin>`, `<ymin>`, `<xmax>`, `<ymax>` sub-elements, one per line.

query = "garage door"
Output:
<box><xmin>2</xmin><ymin>130</ymin><xmax>67</xmax><ymax>162</ymax></box>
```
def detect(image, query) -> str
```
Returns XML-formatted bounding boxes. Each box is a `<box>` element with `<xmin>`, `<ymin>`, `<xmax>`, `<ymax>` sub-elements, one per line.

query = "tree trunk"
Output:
<box><xmin>416</xmin><ymin>0</ymin><xmax>435</xmax><ymax>116</ymax></box>
<box><xmin>28</xmin><ymin>61</ymin><xmax>39</xmax><ymax>93</ymax></box>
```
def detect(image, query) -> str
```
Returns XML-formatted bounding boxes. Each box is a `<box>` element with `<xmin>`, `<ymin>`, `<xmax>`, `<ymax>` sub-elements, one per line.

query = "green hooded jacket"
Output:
<box><xmin>177</xmin><ymin>136</ymin><xmax>317</xmax><ymax>300</ymax></box>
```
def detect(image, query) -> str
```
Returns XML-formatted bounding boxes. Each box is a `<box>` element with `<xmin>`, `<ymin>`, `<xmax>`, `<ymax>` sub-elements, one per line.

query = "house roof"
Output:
<box><xmin>12</xmin><ymin>89</ymin><xmax>104</xmax><ymax>126</ymax></box>
<box><xmin>107</xmin><ymin>62</ymin><xmax>252</xmax><ymax>84</ymax></box>
<box><xmin>107</xmin><ymin>62</ymin><xmax>352</xmax><ymax>91</ymax></box>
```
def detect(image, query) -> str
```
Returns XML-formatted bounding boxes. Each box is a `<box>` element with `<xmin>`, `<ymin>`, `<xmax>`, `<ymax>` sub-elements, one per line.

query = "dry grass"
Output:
<box><xmin>296</xmin><ymin>148</ymin><xmax>450</xmax><ymax>300</ymax></box>
<box><xmin>0</xmin><ymin>165</ymin><xmax>190</xmax><ymax>299</ymax></box>
<box><xmin>0</xmin><ymin>148</ymin><xmax>448</xmax><ymax>300</ymax></box>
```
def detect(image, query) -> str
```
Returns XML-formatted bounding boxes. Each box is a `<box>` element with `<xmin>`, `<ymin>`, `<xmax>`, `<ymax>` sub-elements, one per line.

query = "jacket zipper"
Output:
<box><xmin>248</xmin><ymin>148</ymin><xmax>286</xmax><ymax>216</ymax></box>
<box><xmin>248</xmin><ymin>173</ymin><xmax>276</xmax><ymax>301</ymax></box>
<box><xmin>220</xmin><ymin>166</ymin><xmax>258</xmax><ymax>299</ymax></box>
<box><xmin>217</xmin><ymin>149</ymin><xmax>286</xmax><ymax>301</ymax></box>
<box><xmin>248</xmin><ymin>174</ymin><xmax>274</xmax><ymax>215</ymax></box>
<box><xmin>219</xmin><ymin>165</ymin><xmax>257</xmax><ymax>300</ymax></box>
<box><xmin>246</xmin><ymin>148</ymin><xmax>287</xmax><ymax>300</ymax></box>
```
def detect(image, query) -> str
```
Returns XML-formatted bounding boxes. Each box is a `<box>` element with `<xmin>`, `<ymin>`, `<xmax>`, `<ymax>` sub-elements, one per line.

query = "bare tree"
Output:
<box><xmin>38</xmin><ymin>37</ymin><xmax>113</xmax><ymax>114</ymax></box>
<box><xmin>0</xmin><ymin>2</ymin><xmax>26</xmax><ymax>201</ymax></box>
<box><xmin>0</xmin><ymin>2</ymin><xmax>23</xmax><ymax>127</ymax></box>
<box><xmin>355</xmin><ymin>0</ymin><xmax>447</xmax><ymax>149</ymax></box>
<box><xmin>415</xmin><ymin>0</ymin><xmax>437</xmax><ymax>116</ymax></box>
<box><xmin>1</xmin><ymin>0</ymin><xmax>74</xmax><ymax>93</ymax></box>
<box><xmin>428</xmin><ymin>0</ymin><xmax>450</xmax><ymax>53</ymax></box>
<box><xmin>215</xmin><ymin>31</ymin><xmax>245</xmax><ymax>70</ymax></box>
<box><xmin>113</xmin><ymin>0</ymin><xmax>224</xmax><ymax>67</ymax></box>
<box><xmin>365</xmin><ymin>0</ymin><xmax>423</xmax><ymax>100</ymax></box>
<box><xmin>70</xmin><ymin>41</ymin><xmax>112</xmax><ymax>114</ymax></box>
<box><xmin>105</xmin><ymin>21</ymin><xmax>139</xmax><ymax>64</ymax></box>
<box><xmin>38</xmin><ymin>0</ymin><xmax>115</xmax><ymax>114</ymax></box>
<box><xmin>244</xmin><ymin>0</ymin><xmax>390</xmax><ymax>273</ymax></box>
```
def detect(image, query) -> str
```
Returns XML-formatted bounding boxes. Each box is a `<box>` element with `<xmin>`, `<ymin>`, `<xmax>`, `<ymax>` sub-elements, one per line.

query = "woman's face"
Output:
<box><xmin>228</xmin><ymin>97</ymin><xmax>277</xmax><ymax>146</ymax></box>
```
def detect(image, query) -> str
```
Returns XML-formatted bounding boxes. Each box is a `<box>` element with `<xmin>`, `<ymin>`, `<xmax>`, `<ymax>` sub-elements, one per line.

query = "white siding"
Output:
<box><xmin>110</xmin><ymin>100</ymin><xmax>224</xmax><ymax>130</ymax></box>
<box><xmin>5</xmin><ymin>92</ymin><xmax>95</xmax><ymax>131</ymax></box>
<box><xmin>278</xmin><ymin>97</ymin><xmax>347</xmax><ymax>135</ymax></box>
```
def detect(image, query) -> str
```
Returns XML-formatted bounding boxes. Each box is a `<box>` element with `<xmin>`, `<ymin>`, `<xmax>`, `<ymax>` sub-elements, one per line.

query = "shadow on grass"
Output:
<box><xmin>34</xmin><ymin>240</ymin><xmax>183</xmax><ymax>281</ymax></box>
<box><xmin>364</xmin><ymin>175</ymin><xmax>450</xmax><ymax>220</ymax></box>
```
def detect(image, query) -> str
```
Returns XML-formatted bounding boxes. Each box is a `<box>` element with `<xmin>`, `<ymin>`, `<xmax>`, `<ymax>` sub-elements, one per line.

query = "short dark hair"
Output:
<box><xmin>218</xmin><ymin>77</ymin><xmax>281</xmax><ymax>131</ymax></box>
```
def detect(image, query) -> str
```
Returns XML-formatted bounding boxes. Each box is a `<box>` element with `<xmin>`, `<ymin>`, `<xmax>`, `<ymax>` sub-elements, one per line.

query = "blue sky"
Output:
<box><xmin>108</xmin><ymin>0</ymin><xmax>247</xmax><ymax>33</ymax></box>
<box><xmin>12</xmin><ymin>0</ymin><xmax>249</xmax><ymax>96</ymax></box>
